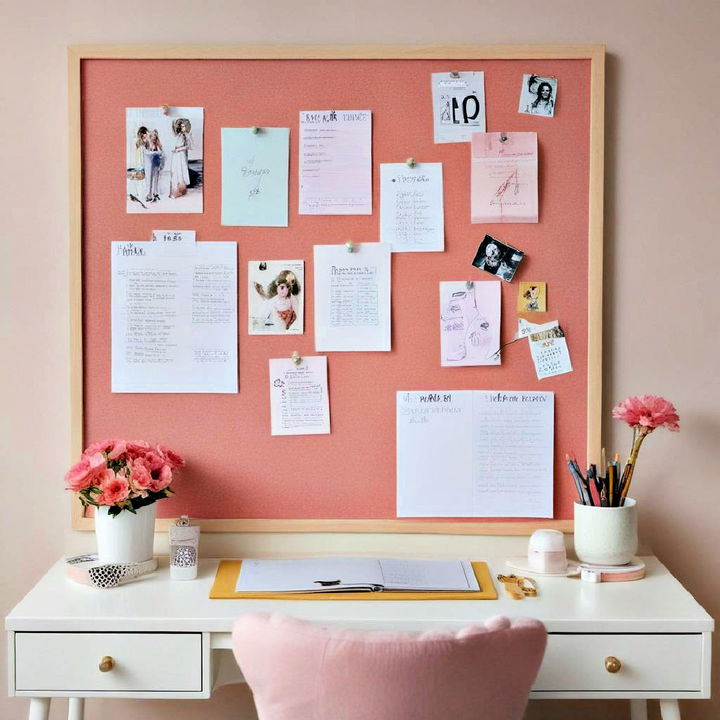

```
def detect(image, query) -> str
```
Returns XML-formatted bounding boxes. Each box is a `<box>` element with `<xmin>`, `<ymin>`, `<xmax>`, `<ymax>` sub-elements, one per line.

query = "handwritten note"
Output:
<box><xmin>380</xmin><ymin>163</ymin><xmax>444</xmax><ymax>252</ymax></box>
<box><xmin>440</xmin><ymin>281</ymin><xmax>500</xmax><ymax>367</ymax></box>
<box><xmin>151</xmin><ymin>230</ymin><xmax>196</xmax><ymax>244</ymax></box>
<box><xmin>431</xmin><ymin>72</ymin><xmax>486</xmax><ymax>144</ymax></box>
<box><xmin>314</xmin><ymin>243</ymin><xmax>391</xmax><ymax>351</ymax></box>
<box><xmin>111</xmin><ymin>241</ymin><xmax>237</xmax><ymax>393</ymax></box>
<box><xmin>529</xmin><ymin>323</ymin><xmax>573</xmax><ymax>380</ymax></box>
<box><xmin>269</xmin><ymin>356</ymin><xmax>330</xmax><ymax>435</ymax></box>
<box><xmin>299</xmin><ymin>110</ymin><xmax>372</xmax><ymax>215</ymax></box>
<box><xmin>471</xmin><ymin>132</ymin><xmax>538</xmax><ymax>223</ymax></box>
<box><xmin>397</xmin><ymin>391</ymin><xmax>554</xmax><ymax>518</ymax></box>
<box><xmin>221</xmin><ymin>127</ymin><xmax>289</xmax><ymax>227</ymax></box>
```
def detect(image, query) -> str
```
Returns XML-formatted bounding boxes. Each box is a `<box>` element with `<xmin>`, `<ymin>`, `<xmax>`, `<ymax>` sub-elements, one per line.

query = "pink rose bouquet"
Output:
<box><xmin>612</xmin><ymin>395</ymin><xmax>679</xmax><ymax>500</ymax></box>
<box><xmin>64</xmin><ymin>439</ymin><xmax>185</xmax><ymax>517</ymax></box>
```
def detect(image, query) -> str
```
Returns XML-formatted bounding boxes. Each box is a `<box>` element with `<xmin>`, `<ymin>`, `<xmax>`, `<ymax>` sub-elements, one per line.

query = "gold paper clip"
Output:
<box><xmin>496</xmin><ymin>574</ymin><xmax>538</xmax><ymax>600</ymax></box>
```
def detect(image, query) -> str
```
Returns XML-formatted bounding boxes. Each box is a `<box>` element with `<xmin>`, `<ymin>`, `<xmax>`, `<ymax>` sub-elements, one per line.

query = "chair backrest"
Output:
<box><xmin>232</xmin><ymin>613</ymin><xmax>546</xmax><ymax>720</ymax></box>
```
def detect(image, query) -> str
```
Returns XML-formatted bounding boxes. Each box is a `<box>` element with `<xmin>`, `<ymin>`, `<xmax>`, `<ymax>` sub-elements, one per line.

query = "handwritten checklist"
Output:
<box><xmin>299</xmin><ymin>110</ymin><xmax>372</xmax><ymax>215</ymax></box>
<box><xmin>314</xmin><ymin>243</ymin><xmax>391</xmax><ymax>352</ymax></box>
<box><xmin>380</xmin><ymin>163</ymin><xmax>444</xmax><ymax>252</ymax></box>
<box><xmin>269</xmin><ymin>356</ymin><xmax>330</xmax><ymax>435</ymax></box>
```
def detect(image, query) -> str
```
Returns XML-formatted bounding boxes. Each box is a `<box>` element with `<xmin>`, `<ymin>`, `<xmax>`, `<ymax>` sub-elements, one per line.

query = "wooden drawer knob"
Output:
<box><xmin>99</xmin><ymin>656</ymin><xmax>115</xmax><ymax>672</ymax></box>
<box><xmin>604</xmin><ymin>656</ymin><xmax>622</xmax><ymax>673</ymax></box>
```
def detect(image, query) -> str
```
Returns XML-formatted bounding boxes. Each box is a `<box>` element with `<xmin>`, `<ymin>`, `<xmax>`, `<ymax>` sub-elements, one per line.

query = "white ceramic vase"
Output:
<box><xmin>95</xmin><ymin>503</ymin><xmax>157</xmax><ymax>563</ymax></box>
<box><xmin>574</xmin><ymin>498</ymin><xmax>638</xmax><ymax>566</ymax></box>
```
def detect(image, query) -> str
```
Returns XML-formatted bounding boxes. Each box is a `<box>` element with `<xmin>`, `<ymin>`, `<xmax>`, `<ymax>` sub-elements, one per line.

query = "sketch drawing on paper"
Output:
<box><xmin>440</xmin><ymin>281</ymin><xmax>501</xmax><ymax>367</ymax></box>
<box><xmin>126</xmin><ymin>107</ymin><xmax>204</xmax><ymax>214</ymax></box>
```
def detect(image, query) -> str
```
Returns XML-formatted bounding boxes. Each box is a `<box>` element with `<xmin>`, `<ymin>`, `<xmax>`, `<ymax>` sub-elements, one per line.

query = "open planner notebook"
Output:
<box><xmin>236</xmin><ymin>558</ymin><xmax>480</xmax><ymax>593</ymax></box>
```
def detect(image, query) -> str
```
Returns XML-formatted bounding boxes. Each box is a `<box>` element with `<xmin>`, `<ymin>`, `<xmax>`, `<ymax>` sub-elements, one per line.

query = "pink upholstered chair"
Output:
<box><xmin>232</xmin><ymin>613</ymin><xmax>546</xmax><ymax>720</ymax></box>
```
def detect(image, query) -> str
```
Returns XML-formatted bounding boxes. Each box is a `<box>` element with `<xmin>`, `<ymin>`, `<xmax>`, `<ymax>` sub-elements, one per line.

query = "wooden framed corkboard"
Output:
<box><xmin>69</xmin><ymin>45</ymin><xmax>604</xmax><ymax>533</ymax></box>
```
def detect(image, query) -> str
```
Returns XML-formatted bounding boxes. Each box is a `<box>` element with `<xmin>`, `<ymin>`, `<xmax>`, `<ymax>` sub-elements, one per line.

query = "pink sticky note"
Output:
<box><xmin>471</xmin><ymin>132</ymin><xmax>538</xmax><ymax>223</ymax></box>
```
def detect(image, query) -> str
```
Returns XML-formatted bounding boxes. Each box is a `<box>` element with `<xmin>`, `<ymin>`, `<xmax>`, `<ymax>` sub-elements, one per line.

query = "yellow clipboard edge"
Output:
<box><xmin>209</xmin><ymin>560</ymin><xmax>497</xmax><ymax>600</ymax></box>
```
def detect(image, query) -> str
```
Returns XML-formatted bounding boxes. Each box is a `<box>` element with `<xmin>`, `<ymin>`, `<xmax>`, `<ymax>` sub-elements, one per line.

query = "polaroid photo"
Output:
<box><xmin>472</xmin><ymin>235</ymin><xmax>524</xmax><ymax>282</ymax></box>
<box><xmin>126</xmin><ymin>107</ymin><xmax>204</xmax><ymax>213</ymax></box>
<box><xmin>518</xmin><ymin>282</ymin><xmax>547</xmax><ymax>312</ymax></box>
<box><xmin>248</xmin><ymin>260</ymin><xmax>304</xmax><ymax>335</ymax></box>
<box><xmin>518</xmin><ymin>74</ymin><xmax>557</xmax><ymax>117</ymax></box>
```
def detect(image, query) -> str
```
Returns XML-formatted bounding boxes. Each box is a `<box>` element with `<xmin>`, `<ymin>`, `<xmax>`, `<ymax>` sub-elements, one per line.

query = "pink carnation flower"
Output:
<box><xmin>125</xmin><ymin>441</ymin><xmax>152</xmax><ymax>460</ymax></box>
<box><xmin>95</xmin><ymin>468</ymin><xmax>130</xmax><ymax>506</ymax></box>
<box><xmin>130</xmin><ymin>458</ymin><xmax>154</xmax><ymax>491</ymax></box>
<box><xmin>612</xmin><ymin>395</ymin><xmax>680</xmax><ymax>433</ymax></box>
<box><xmin>150</xmin><ymin>464</ymin><xmax>174</xmax><ymax>492</ymax></box>
<box><xmin>106</xmin><ymin>440</ymin><xmax>128</xmax><ymax>460</ymax></box>
<box><xmin>82</xmin><ymin>439</ymin><xmax>117</xmax><ymax>457</ymax></box>
<box><xmin>158</xmin><ymin>445</ymin><xmax>185</xmax><ymax>470</ymax></box>
<box><xmin>65</xmin><ymin>452</ymin><xmax>106</xmax><ymax>491</ymax></box>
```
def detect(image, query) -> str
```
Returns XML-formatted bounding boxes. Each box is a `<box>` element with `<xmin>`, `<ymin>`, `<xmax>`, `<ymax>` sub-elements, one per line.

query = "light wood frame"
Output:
<box><xmin>69</xmin><ymin>44</ymin><xmax>604</xmax><ymax>534</ymax></box>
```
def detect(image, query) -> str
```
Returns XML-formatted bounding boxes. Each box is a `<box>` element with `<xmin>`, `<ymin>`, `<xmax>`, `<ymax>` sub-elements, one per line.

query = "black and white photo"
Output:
<box><xmin>472</xmin><ymin>234</ymin><xmax>524</xmax><ymax>282</ymax></box>
<box><xmin>518</xmin><ymin>74</ymin><xmax>557</xmax><ymax>117</ymax></box>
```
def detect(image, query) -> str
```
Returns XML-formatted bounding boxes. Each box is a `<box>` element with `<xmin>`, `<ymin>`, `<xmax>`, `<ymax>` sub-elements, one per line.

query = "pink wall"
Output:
<box><xmin>2</xmin><ymin>1</ymin><xmax>718</xmax><ymax>719</ymax></box>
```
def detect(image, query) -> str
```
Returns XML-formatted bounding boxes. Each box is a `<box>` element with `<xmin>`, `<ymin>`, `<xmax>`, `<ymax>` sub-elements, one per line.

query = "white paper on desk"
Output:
<box><xmin>471</xmin><ymin>132</ymin><xmax>538</xmax><ymax>223</ymax></box>
<box><xmin>151</xmin><ymin>229</ymin><xmax>196</xmax><ymax>244</ymax></box>
<box><xmin>440</xmin><ymin>281</ymin><xmax>500</xmax><ymax>367</ymax></box>
<box><xmin>431</xmin><ymin>72</ymin><xmax>486</xmax><ymax>144</ymax></box>
<box><xmin>314</xmin><ymin>243</ymin><xmax>391</xmax><ymax>351</ymax></box>
<box><xmin>299</xmin><ymin>110</ymin><xmax>372</xmax><ymax>215</ymax></box>
<box><xmin>380</xmin><ymin>163</ymin><xmax>444</xmax><ymax>252</ymax></box>
<box><xmin>528</xmin><ymin>323</ymin><xmax>573</xmax><ymax>380</ymax></box>
<box><xmin>397</xmin><ymin>391</ymin><xmax>554</xmax><ymax>518</ymax></box>
<box><xmin>269</xmin><ymin>356</ymin><xmax>330</xmax><ymax>435</ymax></box>
<box><xmin>236</xmin><ymin>557</ymin><xmax>479</xmax><ymax>593</ymax></box>
<box><xmin>111</xmin><ymin>241</ymin><xmax>237</xmax><ymax>393</ymax></box>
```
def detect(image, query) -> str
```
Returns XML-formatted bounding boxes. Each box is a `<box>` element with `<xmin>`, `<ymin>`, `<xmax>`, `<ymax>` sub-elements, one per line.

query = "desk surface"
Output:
<box><xmin>6</xmin><ymin>556</ymin><xmax>713</xmax><ymax>637</ymax></box>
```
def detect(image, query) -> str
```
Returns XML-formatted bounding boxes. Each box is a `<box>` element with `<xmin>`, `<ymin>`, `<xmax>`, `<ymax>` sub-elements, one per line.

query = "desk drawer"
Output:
<box><xmin>15</xmin><ymin>632</ymin><xmax>202</xmax><ymax>692</ymax></box>
<box><xmin>534</xmin><ymin>634</ymin><xmax>703</xmax><ymax>692</ymax></box>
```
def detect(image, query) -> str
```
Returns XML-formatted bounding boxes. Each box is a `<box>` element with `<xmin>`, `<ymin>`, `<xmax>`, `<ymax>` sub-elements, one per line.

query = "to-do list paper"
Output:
<box><xmin>397</xmin><ymin>391</ymin><xmax>554</xmax><ymax>517</ymax></box>
<box><xmin>299</xmin><ymin>110</ymin><xmax>372</xmax><ymax>215</ymax></box>
<box><xmin>111</xmin><ymin>241</ymin><xmax>238</xmax><ymax>393</ymax></box>
<box><xmin>380</xmin><ymin>162</ymin><xmax>444</xmax><ymax>252</ymax></box>
<box><xmin>269</xmin><ymin>356</ymin><xmax>330</xmax><ymax>435</ymax></box>
<box><xmin>314</xmin><ymin>243</ymin><xmax>391</xmax><ymax>351</ymax></box>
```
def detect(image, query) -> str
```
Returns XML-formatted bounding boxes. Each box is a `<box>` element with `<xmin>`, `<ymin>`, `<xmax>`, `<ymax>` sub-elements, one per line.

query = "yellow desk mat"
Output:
<box><xmin>210</xmin><ymin>560</ymin><xmax>497</xmax><ymax>600</ymax></box>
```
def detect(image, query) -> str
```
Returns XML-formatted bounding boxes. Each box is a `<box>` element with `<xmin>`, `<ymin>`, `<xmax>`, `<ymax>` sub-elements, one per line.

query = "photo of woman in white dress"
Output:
<box><xmin>169</xmin><ymin>118</ymin><xmax>192</xmax><ymax>199</ymax></box>
<box><xmin>125</xmin><ymin>107</ymin><xmax>204</xmax><ymax>214</ymax></box>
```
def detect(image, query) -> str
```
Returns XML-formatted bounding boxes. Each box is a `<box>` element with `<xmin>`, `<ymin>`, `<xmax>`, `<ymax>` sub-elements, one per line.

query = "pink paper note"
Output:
<box><xmin>471</xmin><ymin>132</ymin><xmax>538</xmax><ymax>223</ymax></box>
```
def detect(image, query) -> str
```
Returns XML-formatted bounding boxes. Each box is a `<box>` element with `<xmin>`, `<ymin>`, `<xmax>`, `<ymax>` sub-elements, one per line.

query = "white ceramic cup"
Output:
<box><xmin>574</xmin><ymin>498</ymin><xmax>638</xmax><ymax>566</ymax></box>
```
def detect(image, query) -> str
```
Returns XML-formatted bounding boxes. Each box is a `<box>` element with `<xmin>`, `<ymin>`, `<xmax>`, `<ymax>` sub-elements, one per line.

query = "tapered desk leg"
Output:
<box><xmin>630</xmin><ymin>700</ymin><xmax>648</xmax><ymax>720</ymax></box>
<box><xmin>28</xmin><ymin>698</ymin><xmax>51</xmax><ymax>720</ymax></box>
<box><xmin>659</xmin><ymin>700</ymin><xmax>681</xmax><ymax>720</ymax></box>
<box><xmin>68</xmin><ymin>698</ymin><xmax>85</xmax><ymax>720</ymax></box>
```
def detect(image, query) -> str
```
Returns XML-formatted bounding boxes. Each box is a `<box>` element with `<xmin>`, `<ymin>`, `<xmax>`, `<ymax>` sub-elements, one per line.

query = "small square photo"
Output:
<box><xmin>472</xmin><ymin>235</ymin><xmax>524</xmax><ymax>282</ymax></box>
<box><xmin>518</xmin><ymin>282</ymin><xmax>547</xmax><ymax>312</ymax></box>
<box><xmin>518</xmin><ymin>75</ymin><xmax>557</xmax><ymax>117</ymax></box>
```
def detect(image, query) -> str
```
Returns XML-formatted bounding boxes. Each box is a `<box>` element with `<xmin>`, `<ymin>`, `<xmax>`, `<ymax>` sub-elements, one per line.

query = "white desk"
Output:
<box><xmin>6</xmin><ymin>556</ymin><xmax>713</xmax><ymax>720</ymax></box>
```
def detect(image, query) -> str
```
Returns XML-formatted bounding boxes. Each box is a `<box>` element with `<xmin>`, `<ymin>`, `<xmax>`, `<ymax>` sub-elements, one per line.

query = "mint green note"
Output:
<box><xmin>221</xmin><ymin>127</ymin><xmax>289</xmax><ymax>227</ymax></box>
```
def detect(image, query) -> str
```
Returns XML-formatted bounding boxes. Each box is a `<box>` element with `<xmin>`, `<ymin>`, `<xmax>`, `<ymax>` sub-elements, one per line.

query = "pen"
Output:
<box><xmin>566</xmin><ymin>454</ymin><xmax>587</xmax><ymax>504</ymax></box>
<box><xmin>581</xmin><ymin>466</ymin><xmax>595</xmax><ymax>506</ymax></box>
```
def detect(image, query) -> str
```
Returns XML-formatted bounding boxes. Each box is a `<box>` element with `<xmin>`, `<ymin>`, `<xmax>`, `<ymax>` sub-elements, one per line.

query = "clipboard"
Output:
<box><xmin>209</xmin><ymin>560</ymin><xmax>497</xmax><ymax>600</ymax></box>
